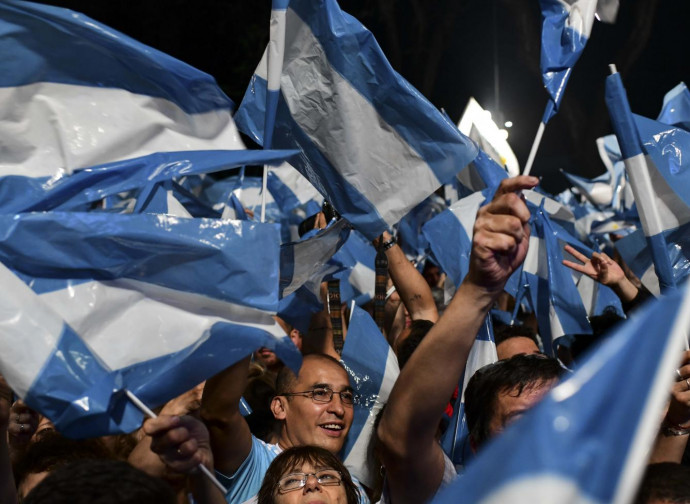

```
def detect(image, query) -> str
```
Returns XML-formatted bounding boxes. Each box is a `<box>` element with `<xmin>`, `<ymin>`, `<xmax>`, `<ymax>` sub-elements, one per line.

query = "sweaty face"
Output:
<box><xmin>274</xmin><ymin>461</ymin><xmax>347</xmax><ymax>504</ymax></box>
<box><xmin>487</xmin><ymin>380</ymin><xmax>555</xmax><ymax>439</ymax></box>
<box><xmin>281</xmin><ymin>358</ymin><xmax>354</xmax><ymax>454</ymax></box>
<box><xmin>496</xmin><ymin>337</ymin><xmax>541</xmax><ymax>361</ymax></box>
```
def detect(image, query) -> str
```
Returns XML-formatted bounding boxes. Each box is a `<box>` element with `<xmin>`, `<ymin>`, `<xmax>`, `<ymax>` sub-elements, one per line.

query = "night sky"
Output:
<box><xmin>31</xmin><ymin>0</ymin><xmax>690</xmax><ymax>195</ymax></box>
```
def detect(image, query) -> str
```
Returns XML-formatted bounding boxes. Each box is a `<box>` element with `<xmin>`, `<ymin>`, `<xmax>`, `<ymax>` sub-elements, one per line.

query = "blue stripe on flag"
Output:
<box><xmin>0</xmin><ymin>1</ymin><xmax>232</xmax><ymax>114</ymax></box>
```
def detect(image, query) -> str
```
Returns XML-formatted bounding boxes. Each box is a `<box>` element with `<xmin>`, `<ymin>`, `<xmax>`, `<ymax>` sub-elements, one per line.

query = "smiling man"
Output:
<box><xmin>200</xmin><ymin>353</ymin><xmax>369</xmax><ymax>503</ymax></box>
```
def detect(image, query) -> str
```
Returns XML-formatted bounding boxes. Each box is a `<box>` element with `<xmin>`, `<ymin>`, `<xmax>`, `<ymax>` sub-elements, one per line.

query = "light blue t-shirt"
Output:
<box><xmin>216</xmin><ymin>436</ymin><xmax>370</xmax><ymax>504</ymax></box>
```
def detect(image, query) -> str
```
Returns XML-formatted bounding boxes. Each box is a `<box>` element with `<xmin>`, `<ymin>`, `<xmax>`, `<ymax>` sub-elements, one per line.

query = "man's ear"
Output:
<box><xmin>271</xmin><ymin>395</ymin><xmax>287</xmax><ymax>420</ymax></box>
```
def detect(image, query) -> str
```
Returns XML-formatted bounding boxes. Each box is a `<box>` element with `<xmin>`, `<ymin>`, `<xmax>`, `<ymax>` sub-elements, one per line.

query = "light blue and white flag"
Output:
<box><xmin>234</xmin><ymin>0</ymin><xmax>477</xmax><ymax>239</ymax></box>
<box><xmin>340</xmin><ymin>306</ymin><xmax>400</xmax><ymax>488</ymax></box>
<box><xmin>606</xmin><ymin>72</ymin><xmax>690</xmax><ymax>292</ymax></box>
<box><xmin>440</xmin><ymin>316</ymin><xmax>497</xmax><ymax>470</ymax></box>
<box><xmin>280</xmin><ymin>219</ymin><xmax>351</xmax><ymax>299</ymax></box>
<box><xmin>5</xmin><ymin>149</ymin><xmax>297</xmax><ymax>214</ymax></box>
<box><xmin>657</xmin><ymin>82</ymin><xmax>690</xmax><ymax>131</ymax></box>
<box><xmin>330</xmin><ymin>230</ymin><xmax>378</xmax><ymax>306</ymax></box>
<box><xmin>0</xmin><ymin>212</ymin><xmax>301</xmax><ymax>438</ymax></box>
<box><xmin>433</xmin><ymin>283</ymin><xmax>690</xmax><ymax>504</ymax></box>
<box><xmin>0</xmin><ymin>0</ymin><xmax>254</xmax><ymax>212</ymax></box>
<box><xmin>267</xmin><ymin>163</ymin><xmax>322</xmax><ymax>215</ymax></box>
<box><xmin>521</xmin><ymin>204</ymin><xmax>592</xmax><ymax>355</ymax></box>
<box><xmin>539</xmin><ymin>0</ymin><xmax>597</xmax><ymax>123</ymax></box>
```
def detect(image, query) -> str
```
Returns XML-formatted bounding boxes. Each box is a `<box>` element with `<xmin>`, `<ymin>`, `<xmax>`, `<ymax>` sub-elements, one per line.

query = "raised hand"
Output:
<box><xmin>562</xmin><ymin>245</ymin><xmax>638</xmax><ymax>302</ymax></box>
<box><xmin>145</xmin><ymin>415</ymin><xmax>214</xmax><ymax>474</ymax></box>
<box><xmin>467</xmin><ymin>176</ymin><xmax>539</xmax><ymax>291</ymax></box>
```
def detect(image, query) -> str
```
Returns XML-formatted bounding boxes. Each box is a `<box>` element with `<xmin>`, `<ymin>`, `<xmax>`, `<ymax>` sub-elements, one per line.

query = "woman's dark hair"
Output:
<box><xmin>257</xmin><ymin>446</ymin><xmax>359</xmax><ymax>504</ymax></box>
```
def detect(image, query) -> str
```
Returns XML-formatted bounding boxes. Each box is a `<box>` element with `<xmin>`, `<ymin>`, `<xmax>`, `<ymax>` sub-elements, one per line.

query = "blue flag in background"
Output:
<box><xmin>433</xmin><ymin>284</ymin><xmax>690</xmax><ymax>503</ymax></box>
<box><xmin>0</xmin><ymin>0</ymin><xmax>260</xmax><ymax>212</ymax></box>
<box><xmin>341</xmin><ymin>307</ymin><xmax>399</xmax><ymax>489</ymax></box>
<box><xmin>539</xmin><ymin>0</ymin><xmax>597</xmax><ymax>123</ymax></box>
<box><xmin>0</xmin><ymin>212</ymin><xmax>301</xmax><ymax>437</ymax></box>
<box><xmin>440</xmin><ymin>316</ymin><xmax>497</xmax><ymax>470</ymax></box>
<box><xmin>234</xmin><ymin>0</ymin><xmax>477</xmax><ymax>239</ymax></box>
<box><xmin>657</xmin><ymin>82</ymin><xmax>690</xmax><ymax>131</ymax></box>
<box><xmin>606</xmin><ymin>73</ymin><xmax>690</xmax><ymax>293</ymax></box>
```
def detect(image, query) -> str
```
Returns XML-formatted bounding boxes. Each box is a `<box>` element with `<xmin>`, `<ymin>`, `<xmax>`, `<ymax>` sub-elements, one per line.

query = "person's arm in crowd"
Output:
<box><xmin>7</xmin><ymin>400</ymin><xmax>39</xmax><ymax>464</ymax></box>
<box><xmin>561</xmin><ymin>245</ymin><xmax>640</xmax><ymax>306</ymax></box>
<box><xmin>375</xmin><ymin>231</ymin><xmax>439</xmax><ymax>324</ymax></box>
<box><xmin>649</xmin><ymin>350</ymin><xmax>690</xmax><ymax>463</ymax></box>
<box><xmin>129</xmin><ymin>382</ymin><xmax>205</xmax><ymax>478</ymax></box>
<box><xmin>0</xmin><ymin>375</ymin><xmax>18</xmax><ymax>504</ymax></box>
<box><xmin>145</xmin><ymin>414</ymin><xmax>226</xmax><ymax>504</ymax></box>
<box><xmin>199</xmin><ymin>356</ymin><xmax>253</xmax><ymax>476</ymax></box>
<box><xmin>377</xmin><ymin>176</ymin><xmax>538</xmax><ymax>504</ymax></box>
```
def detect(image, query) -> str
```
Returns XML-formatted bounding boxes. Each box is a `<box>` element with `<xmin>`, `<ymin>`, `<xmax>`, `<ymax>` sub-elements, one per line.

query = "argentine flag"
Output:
<box><xmin>433</xmin><ymin>283</ymin><xmax>690</xmax><ymax>504</ymax></box>
<box><xmin>606</xmin><ymin>72</ymin><xmax>690</xmax><ymax>292</ymax></box>
<box><xmin>234</xmin><ymin>0</ymin><xmax>477</xmax><ymax>239</ymax></box>
<box><xmin>0</xmin><ymin>212</ymin><xmax>301</xmax><ymax>438</ymax></box>
<box><xmin>340</xmin><ymin>306</ymin><xmax>399</xmax><ymax>489</ymax></box>
<box><xmin>539</xmin><ymin>0</ymin><xmax>597</xmax><ymax>122</ymax></box>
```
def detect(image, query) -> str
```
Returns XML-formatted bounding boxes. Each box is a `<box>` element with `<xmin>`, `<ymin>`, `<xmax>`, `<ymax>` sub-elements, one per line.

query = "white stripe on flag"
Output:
<box><xmin>38</xmin><ymin>278</ymin><xmax>281</xmax><ymax>371</ymax></box>
<box><xmin>267</xmin><ymin>9</ymin><xmax>287</xmax><ymax>92</ymax></box>
<box><xmin>280</xmin><ymin>8</ymin><xmax>441</xmax><ymax>228</ymax></box>
<box><xmin>0</xmin><ymin>263</ymin><xmax>63</xmax><ymax>397</ymax></box>
<box><xmin>0</xmin><ymin>83</ymin><xmax>243</xmax><ymax>178</ymax></box>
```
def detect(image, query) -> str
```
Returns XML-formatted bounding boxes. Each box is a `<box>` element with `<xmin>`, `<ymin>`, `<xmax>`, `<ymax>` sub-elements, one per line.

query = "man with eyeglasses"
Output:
<box><xmin>196</xmin><ymin>352</ymin><xmax>370</xmax><ymax>503</ymax></box>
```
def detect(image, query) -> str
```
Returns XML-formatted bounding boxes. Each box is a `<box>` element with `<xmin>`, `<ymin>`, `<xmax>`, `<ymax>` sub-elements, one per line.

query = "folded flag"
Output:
<box><xmin>539</xmin><ymin>0</ymin><xmax>597</xmax><ymax>122</ymax></box>
<box><xmin>340</xmin><ymin>306</ymin><xmax>400</xmax><ymax>488</ymax></box>
<box><xmin>433</xmin><ymin>283</ymin><xmax>690</xmax><ymax>503</ymax></box>
<box><xmin>234</xmin><ymin>0</ymin><xmax>477</xmax><ymax>239</ymax></box>
<box><xmin>0</xmin><ymin>212</ymin><xmax>301</xmax><ymax>437</ymax></box>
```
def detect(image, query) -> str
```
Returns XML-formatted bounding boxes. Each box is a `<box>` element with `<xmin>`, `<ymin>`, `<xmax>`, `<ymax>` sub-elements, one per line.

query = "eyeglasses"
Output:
<box><xmin>277</xmin><ymin>469</ymin><xmax>343</xmax><ymax>492</ymax></box>
<box><xmin>282</xmin><ymin>386</ymin><xmax>355</xmax><ymax>406</ymax></box>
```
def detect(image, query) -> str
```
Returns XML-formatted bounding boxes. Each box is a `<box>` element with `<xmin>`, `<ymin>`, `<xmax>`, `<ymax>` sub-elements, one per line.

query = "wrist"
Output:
<box><xmin>662</xmin><ymin>418</ymin><xmax>690</xmax><ymax>436</ymax></box>
<box><xmin>612</xmin><ymin>277</ymin><xmax>638</xmax><ymax>303</ymax></box>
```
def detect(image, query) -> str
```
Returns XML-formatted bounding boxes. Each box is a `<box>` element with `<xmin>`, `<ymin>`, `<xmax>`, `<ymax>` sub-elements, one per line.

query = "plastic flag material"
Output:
<box><xmin>606</xmin><ymin>72</ymin><xmax>690</xmax><ymax>292</ymax></box>
<box><xmin>340</xmin><ymin>306</ymin><xmax>399</xmax><ymax>488</ymax></box>
<box><xmin>657</xmin><ymin>82</ymin><xmax>690</xmax><ymax>131</ymax></box>
<box><xmin>0</xmin><ymin>212</ymin><xmax>301</xmax><ymax>437</ymax></box>
<box><xmin>539</xmin><ymin>0</ymin><xmax>597</xmax><ymax>123</ymax></box>
<box><xmin>433</xmin><ymin>283</ymin><xmax>690</xmax><ymax>504</ymax></box>
<box><xmin>0</xmin><ymin>0</ymin><xmax>256</xmax><ymax>211</ymax></box>
<box><xmin>234</xmin><ymin>0</ymin><xmax>477</xmax><ymax>239</ymax></box>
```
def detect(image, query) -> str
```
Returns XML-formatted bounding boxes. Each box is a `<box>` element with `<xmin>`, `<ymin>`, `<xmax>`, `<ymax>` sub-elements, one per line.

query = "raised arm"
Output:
<box><xmin>377</xmin><ymin>176</ymin><xmax>538</xmax><ymax>504</ymax></box>
<box><xmin>562</xmin><ymin>245</ymin><xmax>639</xmax><ymax>303</ymax></box>
<box><xmin>377</xmin><ymin>231</ymin><xmax>439</xmax><ymax>323</ymax></box>
<box><xmin>199</xmin><ymin>356</ymin><xmax>253</xmax><ymax>476</ymax></box>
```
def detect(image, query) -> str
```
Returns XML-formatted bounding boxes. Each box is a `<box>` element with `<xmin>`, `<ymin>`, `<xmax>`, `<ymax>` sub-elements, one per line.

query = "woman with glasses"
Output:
<box><xmin>257</xmin><ymin>445</ymin><xmax>360</xmax><ymax>504</ymax></box>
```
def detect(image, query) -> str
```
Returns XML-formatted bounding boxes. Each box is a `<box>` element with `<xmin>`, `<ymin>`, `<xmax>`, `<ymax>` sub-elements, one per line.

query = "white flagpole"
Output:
<box><xmin>522</xmin><ymin>120</ymin><xmax>546</xmax><ymax>176</ymax></box>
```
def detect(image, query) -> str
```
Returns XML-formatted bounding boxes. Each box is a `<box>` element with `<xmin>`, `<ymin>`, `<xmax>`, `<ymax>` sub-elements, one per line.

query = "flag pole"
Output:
<box><xmin>125</xmin><ymin>390</ymin><xmax>227</xmax><ymax>495</ymax></box>
<box><xmin>522</xmin><ymin>120</ymin><xmax>546</xmax><ymax>176</ymax></box>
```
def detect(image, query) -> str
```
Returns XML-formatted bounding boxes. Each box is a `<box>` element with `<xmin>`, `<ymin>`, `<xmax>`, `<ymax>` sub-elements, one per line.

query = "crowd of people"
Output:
<box><xmin>0</xmin><ymin>175</ymin><xmax>689</xmax><ymax>504</ymax></box>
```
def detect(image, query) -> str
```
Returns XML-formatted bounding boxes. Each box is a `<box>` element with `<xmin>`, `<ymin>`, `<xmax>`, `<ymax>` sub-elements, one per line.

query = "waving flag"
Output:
<box><xmin>433</xmin><ymin>284</ymin><xmax>690</xmax><ymax>504</ymax></box>
<box><xmin>0</xmin><ymin>212</ymin><xmax>301</xmax><ymax>437</ymax></box>
<box><xmin>234</xmin><ymin>0</ymin><xmax>477</xmax><ymax>239</ymax></box>
<box><xmin>340</xmin><ymin>306</ymin><xmax>399</xmax><ymax>488</ymax></box>
<box><xmin>440</xmin><ymin>316</ymin><xmax>497</xmax><ymax>470</ymax></box>
<box><xmin>0</xmin><ymin>0</ymin><xmax>249</xmax><ymax>207</ymax></box>
<box><xmin>657</xmin><ymin>82</ymin><xmax>690</xmax><ymax>131</ymax></box>
<box><xmin>606</xmin><ymin>72</ymin><xmax>690</xmax><ymax>292</ymax></box>
<box><xmin>330</xmin><ymin>230</ymin><xmax>378</xmax><ymax>306</ymax></box>
<box><xmin>539</xmin><ymin>0</ymin><xmax>597</xmax><ymax>123</ymax></box>
<box><xmin>280</xmin><ymin>219</ymin><xmax>351</xmax><ymax>299</ymax></box>
<box><xmin>521</xmin><ymin>204</ymin><xmax>592</xmax><ymax>355</ymax></box>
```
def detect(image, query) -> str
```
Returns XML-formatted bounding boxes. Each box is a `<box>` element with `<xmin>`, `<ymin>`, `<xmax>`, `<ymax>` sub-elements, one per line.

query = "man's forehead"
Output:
<box><xmin>297</xmin><ymin>357</ymin><xmax>350</xmax><ymax>386</ymax></box>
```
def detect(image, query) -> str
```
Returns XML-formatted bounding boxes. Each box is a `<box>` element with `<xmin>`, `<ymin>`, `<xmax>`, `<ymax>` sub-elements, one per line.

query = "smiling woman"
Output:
<box><xmin>257</xmin><ymin>446</ymin><xmax>360</xmax><ymax>504</ymax></box>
